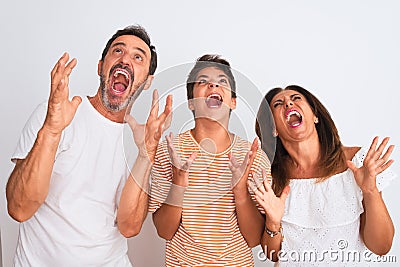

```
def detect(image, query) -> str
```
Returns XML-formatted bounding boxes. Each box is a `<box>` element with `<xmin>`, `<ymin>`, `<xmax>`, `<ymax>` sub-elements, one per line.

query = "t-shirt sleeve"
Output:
<box><xmin>148</xmin><ymin>141</ymin><xmax>173</xmax><ymax>213</ymax></box>
<box><xmin>11</xmin><ymin>102</ymin><xmax>48</xmax><ymax>162</ymax></box>
<box><xmin>248</xmin><ymin>148</ymin><xmax>271</xmax><ymax>214</ymax></box>
<box><xmin>353</xmin><ymin>146</ymin><xmax>397</xmax><ymax>192</ymax></box>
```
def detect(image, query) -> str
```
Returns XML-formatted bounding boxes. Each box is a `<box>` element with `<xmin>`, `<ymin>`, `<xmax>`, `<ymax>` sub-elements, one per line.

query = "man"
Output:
<box><xmin>6</xmin><ymin>25</ymin><xmax>171</xmax><ymax>266</ymax></box>
<box><xmin>149</xmin><ymin>55</ymin><xmax>271</xmax><ymax>266</ymax></box>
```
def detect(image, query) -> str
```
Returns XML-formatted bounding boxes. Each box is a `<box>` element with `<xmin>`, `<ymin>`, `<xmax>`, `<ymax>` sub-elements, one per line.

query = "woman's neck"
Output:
<box><xmin>282</xmin><ymin>136</ymin><xmax>322</xmax><ymax>178</ymax></box>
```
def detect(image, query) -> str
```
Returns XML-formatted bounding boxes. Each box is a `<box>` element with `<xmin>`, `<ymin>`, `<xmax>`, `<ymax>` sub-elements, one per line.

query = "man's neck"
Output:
<box><xmin>88</xmin><ymin>91</ymin><xmax>127</xmax><ymax>123</ymax></box>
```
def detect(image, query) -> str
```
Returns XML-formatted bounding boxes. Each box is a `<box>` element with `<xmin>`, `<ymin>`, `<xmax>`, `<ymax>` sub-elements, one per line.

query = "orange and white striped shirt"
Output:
<box><xmin>149</xmin><ymin>130</ymin><xmax>271</xmax><ymax>267</ymax></box>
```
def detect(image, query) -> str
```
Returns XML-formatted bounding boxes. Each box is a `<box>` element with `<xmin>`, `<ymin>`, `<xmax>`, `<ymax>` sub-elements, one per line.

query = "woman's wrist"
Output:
<box><xmin>265</xmin><ymin>222</ymin><xmax>283</xmax><ymax>238</ymax></box>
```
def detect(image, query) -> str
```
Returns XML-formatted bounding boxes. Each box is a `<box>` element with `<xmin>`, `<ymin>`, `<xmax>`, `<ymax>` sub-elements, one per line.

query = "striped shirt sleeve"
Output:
<box><xmin>148</xmin><ymin>140</ymin><xmax>173</xmax><ymax>213</ymax></box>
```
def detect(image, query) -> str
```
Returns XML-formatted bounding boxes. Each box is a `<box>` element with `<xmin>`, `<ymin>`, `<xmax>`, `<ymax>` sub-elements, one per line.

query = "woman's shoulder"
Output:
<box><xmin>342</xmin><ymin>146</ymin><xmax>361</xmax><ymax>161</ymax></box>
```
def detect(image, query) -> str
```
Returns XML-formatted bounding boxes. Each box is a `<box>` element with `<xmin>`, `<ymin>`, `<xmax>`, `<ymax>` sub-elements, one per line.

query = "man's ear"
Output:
<box><xmin>230</xmin><ymin>97</ymin><xmax>237</xmax><ymax>110</ymax></box>
<box><xmin>97</xmin><ymin>60</ymin><xmax>103</xmax><ymax>76</ymax></box>
<box><xmin>142</xmin><ymin>75</ymin><xmax>154</xmax><ymax>91</ymax></box>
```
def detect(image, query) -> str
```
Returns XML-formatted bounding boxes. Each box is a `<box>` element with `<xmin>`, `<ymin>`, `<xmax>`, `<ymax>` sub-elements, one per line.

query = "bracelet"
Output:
<box><xmin>265</xmin><ymin>224</ymin><xmax>282</xmax><ymax>238</ymax></box>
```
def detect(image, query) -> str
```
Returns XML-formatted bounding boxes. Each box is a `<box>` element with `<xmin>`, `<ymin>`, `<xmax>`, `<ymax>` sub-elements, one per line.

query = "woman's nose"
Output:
<box><xmin>285</xmin><ymin>101</ymin><xmax>293</xmax><ymax>108</ymax></box>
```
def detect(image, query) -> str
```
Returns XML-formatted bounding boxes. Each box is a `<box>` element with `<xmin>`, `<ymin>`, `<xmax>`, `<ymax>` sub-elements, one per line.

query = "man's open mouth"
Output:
<box><xmin>205</xmin><ymin>93</ymin><xmax>223</xmax><ymax>108</ymax></box>
<box><xmin>110</xmin><ymin>66</ymin><xmax>132</xmax><ymax>95</ymax></box>
<box><xmin>286</xmin><ymin>109</ymin><xmax>303</xmax><ymax>128</ymax></box>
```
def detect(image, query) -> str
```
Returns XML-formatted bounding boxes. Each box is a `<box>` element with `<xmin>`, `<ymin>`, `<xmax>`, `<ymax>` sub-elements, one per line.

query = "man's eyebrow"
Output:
<box><xmin>111</xmin><ymin>42</ymin><xmax>147</xmax><ymax>55</ymax></box>
<box><xmin>111</xmin><ymin>42</ymin><xmax>126</xmax><ymax>48</ymax></box>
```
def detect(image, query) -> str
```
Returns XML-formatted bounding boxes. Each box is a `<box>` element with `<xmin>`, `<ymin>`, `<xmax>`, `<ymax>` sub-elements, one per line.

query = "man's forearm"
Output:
<box><xmin>117</xmin><ymin>154</ymin><xmax>152</xmax><ymax>238</ymax></box>
<box><xmin>6</xmin><ymin>128</ymin><xmax>61</xmax><ymax>222</ymax></box>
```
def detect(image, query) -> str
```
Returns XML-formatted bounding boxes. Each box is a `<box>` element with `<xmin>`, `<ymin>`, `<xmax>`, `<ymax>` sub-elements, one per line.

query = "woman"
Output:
<box><xmin>252</xmin><ymin>85</ymin><xmax>396</xmax><ymax>266</ymax></box>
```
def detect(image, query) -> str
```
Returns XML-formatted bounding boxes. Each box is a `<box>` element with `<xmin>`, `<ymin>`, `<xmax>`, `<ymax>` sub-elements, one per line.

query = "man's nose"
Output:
<box><xmin>120</xmin><ymin>53</ymin><xmax>131</xmax><ymax>66</ymax></box>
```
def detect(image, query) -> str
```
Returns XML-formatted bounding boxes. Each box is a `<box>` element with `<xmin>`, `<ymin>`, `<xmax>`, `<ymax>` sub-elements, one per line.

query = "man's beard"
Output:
<box><xmin>99</xmin><ymin>66</ymin><xmax>146</xmax><ymax>112</ymax></box>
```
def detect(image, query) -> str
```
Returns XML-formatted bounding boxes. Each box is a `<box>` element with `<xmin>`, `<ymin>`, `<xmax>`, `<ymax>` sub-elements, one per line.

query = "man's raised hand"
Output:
<box><xmin>43</xmin><ymin>53</ymin><xmax>82</xmax><ymax>136</ymax></box>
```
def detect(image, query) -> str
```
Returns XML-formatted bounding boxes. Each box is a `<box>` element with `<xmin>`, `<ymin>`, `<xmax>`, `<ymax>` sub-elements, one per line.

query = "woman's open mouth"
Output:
<box><xmin>286</xmin><ymin>109</ymin><xmax>303</xmax><ymax>128</ymax></box>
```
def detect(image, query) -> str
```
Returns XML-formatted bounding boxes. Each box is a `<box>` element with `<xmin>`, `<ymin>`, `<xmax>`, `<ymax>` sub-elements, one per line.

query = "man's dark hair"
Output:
<box><xmin>186</xmin><ymin>54</ymin><xmax>236</xmax><ymax>100</ymax></box>
<box><xmin>101</xmin><ymin>25</ymin><xmax>157</xmax><ymax>75</ymax></box>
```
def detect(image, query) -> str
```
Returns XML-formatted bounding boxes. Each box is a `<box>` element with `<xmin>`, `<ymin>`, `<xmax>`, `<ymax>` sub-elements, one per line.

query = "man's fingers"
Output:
<box><xmin>150</xmin><ymin>89</ymin><xmax>160</xmax><ymax>117</ymax></box>
<box><xmin>71</xmin><ymin>96</ymin><xmax>82</xmax><ymax>111</ymax></box>
<box><xmin>64</xmin><ymin>58</ymin><xmax>77</xmax><ymax>77</ymax></box>
<box><xmin>164</xmin><ymin>94</ymin><xmax>173</xmax><ymax>116</ymax></box>
<box><xmin>163</xmin><ymin>112</ymin><xmax>173</xmax><ymax>132</ymax></box>
<box><xmin>124</xmin><ymin>114</ymin><xmax>138</xmax><ymax>131</ymax></box>
<box><xmin>51</xmin><ymin>53</ymin><xmax>68</xmax><ymax>89</ymax></box>
<box><xmin>51</xmin><ymin>53</ymin><xmax>66</xmax><ymax>77</ymax></box>
<box><xmin>51</xmin><ymin>53</ymin><xmax>74</xmax><ymax>96</ymax></box>
<box><xmin>157</xmin><ymin>94</ymin><xmax>173</xmax><ymax>128</ymax></box>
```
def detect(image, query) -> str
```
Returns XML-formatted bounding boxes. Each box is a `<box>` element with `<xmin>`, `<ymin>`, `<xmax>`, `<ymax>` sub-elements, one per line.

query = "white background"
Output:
<box><xmin>0</xmin><ymin>1</ymin><xmax>399</xmax><ymax>266</ymax></box>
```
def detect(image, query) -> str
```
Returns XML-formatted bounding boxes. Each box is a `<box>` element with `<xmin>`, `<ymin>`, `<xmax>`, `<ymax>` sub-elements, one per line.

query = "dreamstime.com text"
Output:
<box><xmin>257</xmin><ymin>239</ymin><xmax>397</xmax><ymax>264</ymax></box>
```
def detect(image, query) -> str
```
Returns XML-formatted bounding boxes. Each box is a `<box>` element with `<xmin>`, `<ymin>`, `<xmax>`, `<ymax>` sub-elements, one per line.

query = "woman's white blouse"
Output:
<box><xmin>278</xmin><ymin>147</ymin><xmax>396</xmax><ymax>266</ymax></box>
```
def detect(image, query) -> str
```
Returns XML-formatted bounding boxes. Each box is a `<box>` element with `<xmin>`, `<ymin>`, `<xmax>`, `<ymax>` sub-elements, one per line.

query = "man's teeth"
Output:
<box><xmin>114</xmin><ymin>70</ymin><xmax>129</xmax><ymax>82</ymax></box>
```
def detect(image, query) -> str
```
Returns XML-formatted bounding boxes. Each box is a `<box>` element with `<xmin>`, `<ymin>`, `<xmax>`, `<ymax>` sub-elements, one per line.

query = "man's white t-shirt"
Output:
<box><xmin>11</xmin><ymin>96</ymin><xmax>135</xmax><ymax>267</ymax></box>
